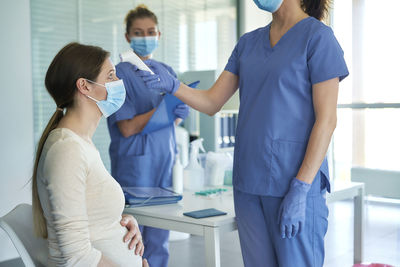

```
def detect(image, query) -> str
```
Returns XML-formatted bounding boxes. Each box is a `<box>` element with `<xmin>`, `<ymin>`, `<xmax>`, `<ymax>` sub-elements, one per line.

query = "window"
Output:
<box><xmin>331</xmin><ymin>0</ymin><xmax>400</xmax><ymax>182</ymax></box>
<box><xmin>31</xmin><ymin>0</ymin><xmax>237</xmax><ymax>171</ymax></box>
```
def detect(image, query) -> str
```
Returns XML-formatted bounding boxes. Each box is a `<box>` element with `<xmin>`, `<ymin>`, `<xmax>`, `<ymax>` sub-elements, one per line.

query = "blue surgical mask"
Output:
<box><xmin>253</xmin><ymin>0</ymin><xmax>283</xmax><ymax>13</ymax></box>
<box><xmin>130</xmin><ymin>36</ymin><xmax>159</xmax><ymax>57</ymax></box>
<box><xmin>86</xmin><ymin>79</ymin><xmax>126</xmax><ymax>118</ymax></box>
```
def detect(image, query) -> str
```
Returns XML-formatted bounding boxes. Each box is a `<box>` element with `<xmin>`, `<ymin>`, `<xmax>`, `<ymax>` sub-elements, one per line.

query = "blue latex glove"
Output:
<box><xmin>278</xmin><ymin>177</ymin><xmax>311</xmax><ymax>239</ymax></box>
<box><xmin>135</xmin><ymin>61</ymin><xmax>181</xmax><ymax>95</ymax></box>
<box><xmin>173</xmin><ymin>104</ymin><xmax>190</xmax><ymax>120</ymax></box>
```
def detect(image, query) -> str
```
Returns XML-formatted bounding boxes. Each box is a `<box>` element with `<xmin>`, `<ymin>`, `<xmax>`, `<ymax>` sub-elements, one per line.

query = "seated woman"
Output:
<box><xmin>32</xmin><ymin>42</ymin><xmax>149</xmax><ymax>267</ymax></box>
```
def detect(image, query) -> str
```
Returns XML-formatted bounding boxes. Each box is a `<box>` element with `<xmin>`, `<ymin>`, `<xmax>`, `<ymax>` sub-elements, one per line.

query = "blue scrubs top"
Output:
<box><xmin>107</xmin><ymin>59</ymin><xmax>177</xmax><ymax>188</ymax></box>
<box><xmin>225</xmin><ymin>17</ymin><xmax>349</xmax><ymax>197</ymax></box>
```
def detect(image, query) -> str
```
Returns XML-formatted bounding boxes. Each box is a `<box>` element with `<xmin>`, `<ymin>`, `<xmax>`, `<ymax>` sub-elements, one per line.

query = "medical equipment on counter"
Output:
<box><xmin>172</xmin><ymin>150</ymin><xmax>183</xmax><ymax>194</ymax></box>
<box><xmin>174</xmin><ymin>81</ymin><xmax>199</xmax><ymax>168</ymax></box>
<box><xmin>195</xmin><ymin>188</ymin><xmax>228</xmax><ymax>196</ymax></box>
<box><xmin>183</xmin><ymin>138</ymin><xmax>205</xmax><ymax>191</ymax></box>
<box><xmin>224</xmin><ymin>169</ymin><xmax>233</xmax><ymax>185</ymax></box>
<box><xmin>205</xmin><ymin>151</ymin><xmax>233</xmax><ymax>186</ymax></box>
<box><xmin>175</xmin><ymin>126</ymin><xmax>189</xmax><ymax>167</ymax></box>
<box><xmin>119</xmin><ymin>50</ymin><xmax>155</xmax><ymax>75</ymax></box>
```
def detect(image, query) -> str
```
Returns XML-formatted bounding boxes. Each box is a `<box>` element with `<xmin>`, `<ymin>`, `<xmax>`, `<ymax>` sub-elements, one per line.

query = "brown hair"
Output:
<box><xmin>124</xmin><ymin>4</ymin><xmax>158</xmax><ymax>34</ymax></box>
<box><xmin>32</xmin><ymin>42</ymin><xmax>109</xmax><ymax>238</ymax></box>
<box><xmin>302</xmin><ymin>0</ymin><xmax>332</xmax><ymax>21</ymax></box>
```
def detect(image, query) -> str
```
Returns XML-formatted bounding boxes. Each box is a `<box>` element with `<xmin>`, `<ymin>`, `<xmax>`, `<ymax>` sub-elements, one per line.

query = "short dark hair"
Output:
<box><xmin>125</xmin><ymin>4</ymin><xmax>158</xmax><ymax>34</ymax></box>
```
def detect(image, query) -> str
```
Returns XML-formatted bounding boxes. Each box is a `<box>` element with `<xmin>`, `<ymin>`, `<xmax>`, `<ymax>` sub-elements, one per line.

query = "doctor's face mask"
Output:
<box><xmin>253</xmin><ymin>0</ymin><xmax>284</xmax><ymax>13</ymax></box>
<box><xmin>85</xmin><ymin>79</ymin><xmax>126</xmax><ymax>118</ymax></box>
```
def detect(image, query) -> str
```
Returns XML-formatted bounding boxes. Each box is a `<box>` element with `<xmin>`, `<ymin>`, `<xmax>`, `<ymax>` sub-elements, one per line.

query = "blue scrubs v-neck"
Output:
<box><xmin>264</xmin><ymin>16</ymin><xmax>312</xmax><ymax>51</ymax></box>
<box><xmin>225</xmin><ymin>16</ymin><xmax>349</xmax><ymax>197</ymax></box>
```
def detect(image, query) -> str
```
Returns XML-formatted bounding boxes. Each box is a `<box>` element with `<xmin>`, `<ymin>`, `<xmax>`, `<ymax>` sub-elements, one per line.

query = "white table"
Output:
<box><xmin>124</xmin><ymin>190</ymin><xmax>236</xmax><ymax>267</ymax></box>
<box><xmin>327</xmin><ymin>181</ymin><xmax>365</xmax><ymax>264</ymax></box>
<box><xmin>124</xmin><ymin>182</ymin><xmax>365</xmax><ymax>267</ymax></box>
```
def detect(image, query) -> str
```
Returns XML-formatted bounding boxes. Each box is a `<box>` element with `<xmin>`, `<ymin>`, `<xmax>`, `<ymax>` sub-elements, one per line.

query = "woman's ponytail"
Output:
<box><xmin>32</xmin><ymin>108</ymin><xmax>64</xmax><ymax>238</ymax></box>
<box><xmin>302</xmin><ymin>0</ymin><xmax>332</xmax><ymax>21</ymax></box>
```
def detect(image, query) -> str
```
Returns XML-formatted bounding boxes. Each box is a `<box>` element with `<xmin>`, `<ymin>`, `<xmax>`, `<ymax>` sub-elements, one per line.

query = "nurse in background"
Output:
<box><xmin>107</xmin><ymin>4</ymin><xmax>189</xmax><ymax>267</ymax></box>
<box><xmin>136</xmin><ymin>0</ymin><xmax>348</xmax><ymax>266</ymax></box>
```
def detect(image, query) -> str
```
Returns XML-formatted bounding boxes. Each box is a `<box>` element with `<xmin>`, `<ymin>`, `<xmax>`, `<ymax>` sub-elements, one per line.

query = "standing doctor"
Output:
<box><xmin>135</xmin><ymin>0</ymin><xmax>348</xmax><ymax>266</ymax></box>
<box><xmin>107</xmin><ymin>4</ymin><xmax>189</xmax><ymax>267</ymax></box>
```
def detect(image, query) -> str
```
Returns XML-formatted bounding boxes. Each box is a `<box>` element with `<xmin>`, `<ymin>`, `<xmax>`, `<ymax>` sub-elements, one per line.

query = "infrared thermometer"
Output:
<box><xmin>119</xmin><ymin>50</ymin><xmax>155</xmax><ymax>75</ymax></box>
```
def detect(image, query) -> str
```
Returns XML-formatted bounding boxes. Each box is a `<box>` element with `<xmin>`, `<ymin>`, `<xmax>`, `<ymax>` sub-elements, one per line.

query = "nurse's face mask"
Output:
<box><xmin>130</xmin><ymin>36</ymin><xmax>159</xmax><ymax>57</ymax></box>
<box><xmin>85</xmin><ymin>79</ymin><xmax>126</xmax><ymax>118</ymax></box>
<box><xmin>253</xmin><ymin>0</ymin><xmax>283</xmax><ymax>13</ymax></box>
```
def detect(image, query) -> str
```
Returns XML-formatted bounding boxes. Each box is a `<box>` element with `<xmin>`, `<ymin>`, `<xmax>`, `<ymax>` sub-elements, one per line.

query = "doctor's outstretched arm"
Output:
<box><xmin>174</xmin><ymin>71</ymin><xmax>239</xmax><ymax>116</ymax></box>
<box><xmin>136</xmin><ymin>63</ymin><xmax>239</xmax><ymax>116</ymax></box>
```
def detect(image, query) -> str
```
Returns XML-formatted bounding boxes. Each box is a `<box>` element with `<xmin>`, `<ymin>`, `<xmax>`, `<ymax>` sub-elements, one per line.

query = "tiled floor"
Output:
<box><xmin>1</xmin><ymin>200</ymin><xmax>399</xmax><ymax>267</ymax></box>
<box><xmin>167</xmin><ymin>200</ymin><xmax>400</xmax><ymax>267</ymax></box>
<box><xmin>323</xmin><ymin>200</ymin><xmax>400</xmax><ymax>267</ymax></box>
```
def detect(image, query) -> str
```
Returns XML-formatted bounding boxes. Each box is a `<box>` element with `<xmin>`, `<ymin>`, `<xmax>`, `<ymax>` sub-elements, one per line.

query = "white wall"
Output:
<box><xmin>0</xmin><ymin>0</ymin><xmax>34</xmax><ymax>261</ymax></box>
<box><xmin>239</xmin><ymin>0</ymin><xmax>272</xmax><ymax>35</ymax></box>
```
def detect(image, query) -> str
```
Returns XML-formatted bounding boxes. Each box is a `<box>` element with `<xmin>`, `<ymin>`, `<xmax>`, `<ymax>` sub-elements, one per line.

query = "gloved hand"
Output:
<box><xmin>173</xmin><ymin>104</ymin><xmax>190</xmax><ymax>120</ymax></box>
<box><xmin>135</xmin><ymin>60</ymin><xmax>181</xmax><ymax>95</ymax></box>
<box><xmin>278</xmin><ymin>177</ymin><xmax>311</xmax><ymax>239</ymax></box>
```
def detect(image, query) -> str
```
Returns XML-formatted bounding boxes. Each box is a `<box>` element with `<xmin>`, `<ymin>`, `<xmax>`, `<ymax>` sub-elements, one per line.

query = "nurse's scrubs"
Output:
<box><xmin>225</xmin><ymin>17</ymin><xmax>348</xmax><ymax>266</ymax></box>
<box><xmin>107</xmin><ymin>59</ymin><xmax>177</xmax><ymax>267</ymax></box>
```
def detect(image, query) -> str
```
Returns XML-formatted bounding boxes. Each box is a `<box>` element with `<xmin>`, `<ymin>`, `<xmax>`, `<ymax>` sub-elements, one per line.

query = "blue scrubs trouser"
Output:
<box><xmin>234</xmin><ymin>189</ymin><xmax>329</xmax><ymax>267</ymax></box>
<box><xmin>139</xmin><ymin>226</ymin><xmax>169</xmax><ymax>267</ymax></box>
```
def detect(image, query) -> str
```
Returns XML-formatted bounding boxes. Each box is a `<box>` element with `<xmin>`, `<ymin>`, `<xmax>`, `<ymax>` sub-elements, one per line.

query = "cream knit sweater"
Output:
<box><xmin>37</xmin><ymin>128</ymin><xmax>142</xmax><ymax>267</ymax></box>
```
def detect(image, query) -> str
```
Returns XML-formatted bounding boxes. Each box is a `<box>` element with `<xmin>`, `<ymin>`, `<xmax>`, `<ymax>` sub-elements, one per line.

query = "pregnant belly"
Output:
<box><xmin>92</xmin><ymin>225</ymin><xmax>142</xmax><ymax>267</ymax></box>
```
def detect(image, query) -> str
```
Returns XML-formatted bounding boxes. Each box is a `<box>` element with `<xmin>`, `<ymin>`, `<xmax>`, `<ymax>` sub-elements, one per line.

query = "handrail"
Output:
<box><xmin>338</xmin><ymin>103</ymin><xmax>400</xmax><ymax>109</ymax></box>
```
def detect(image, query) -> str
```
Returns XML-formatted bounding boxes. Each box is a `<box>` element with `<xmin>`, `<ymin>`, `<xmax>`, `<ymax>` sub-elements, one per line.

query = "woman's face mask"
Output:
<box><xmin>253</xmin><ymin>0</ymin><xmax>283</xmax><ymax>13</ymax></box>
<box><xmin>85</xmin><ymin>79</ymin><xmax>126</xmax><ymax>118</ymax></box>
<box><xmin>130</xmin><ymin>36</ymin><xmax>159</xmax><ymax>57</ymax></box>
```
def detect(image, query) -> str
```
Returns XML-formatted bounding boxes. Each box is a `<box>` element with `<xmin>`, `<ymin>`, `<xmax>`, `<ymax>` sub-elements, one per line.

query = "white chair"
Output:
<box><xmin>0</xmin><ymin>203</ymin><xmax>48</xmax><ymax>267</ymax></box>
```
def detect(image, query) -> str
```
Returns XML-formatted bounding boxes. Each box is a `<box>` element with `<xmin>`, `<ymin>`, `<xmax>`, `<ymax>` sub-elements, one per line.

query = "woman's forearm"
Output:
<box><xmin>174</xmin><ymin>85</ymin><xmax>221</xmax><ymax>116</ymax></box>
<box><xmin>117</xmin><ymin>109</ymin><xmax>156</xmax><ymax>137</ymax></box>
<box><xmin>174</xmin><ymin>71</ymin><xmax>239</xmax><ymax>116</ymax></box>
<box><xmin>296</xmin><ymin>118</ymin><xmax>336</xmax><ymax>184</ymax></box>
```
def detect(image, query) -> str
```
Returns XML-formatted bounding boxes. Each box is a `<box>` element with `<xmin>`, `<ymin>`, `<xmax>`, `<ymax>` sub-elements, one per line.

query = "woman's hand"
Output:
<box><xmin>142</xmin><ymin>259</ymin><xmax>149</xmax><ymax>267</ymax></box>
<box><xmin>120</xmin><ymin>214</ymin><xmax>144</xmax><ymax>256</ymax></box>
